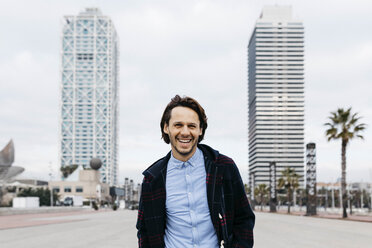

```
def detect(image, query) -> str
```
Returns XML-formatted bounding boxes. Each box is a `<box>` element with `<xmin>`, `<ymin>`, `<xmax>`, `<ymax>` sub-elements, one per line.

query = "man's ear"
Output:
<box><xmin>163</xmin><ymin>123</ymin><xmax>169</xmax><ymax>134</ymax></box>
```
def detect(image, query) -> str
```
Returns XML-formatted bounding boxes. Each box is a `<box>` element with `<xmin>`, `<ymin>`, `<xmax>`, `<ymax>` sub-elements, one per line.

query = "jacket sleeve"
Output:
<box><xmin>231</xmin><ymin>164</ymin><xmax>255</xmax><ymax>248</ymax></box>
<box><xmin>136</xmin><ymin>183</ymin><xmax>149</xmax><ymax>248</ymax></box>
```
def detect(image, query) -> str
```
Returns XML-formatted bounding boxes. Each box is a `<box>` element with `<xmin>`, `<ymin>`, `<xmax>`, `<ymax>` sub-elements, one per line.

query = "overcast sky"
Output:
<box><xmin>0</xmin><ymin>0</ymin><xmax>371</xmax><ymax>185</ymax></box>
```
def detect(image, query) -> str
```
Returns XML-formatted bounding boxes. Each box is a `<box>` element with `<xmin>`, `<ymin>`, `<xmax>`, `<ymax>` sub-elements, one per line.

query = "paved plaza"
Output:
<box><xmin>0</xmin><ymin>209</ymin><xmax>137</xmax><ymax>248</ymax></box>
<box><xmin>0</xmin><ymin>209</ymin><xmax>371</xmax><ymax>248</ymax></box>
<box><xmin>254</xmin><ymin>212</ymin><xmax>372</xmax><ymax>248</ymax></box>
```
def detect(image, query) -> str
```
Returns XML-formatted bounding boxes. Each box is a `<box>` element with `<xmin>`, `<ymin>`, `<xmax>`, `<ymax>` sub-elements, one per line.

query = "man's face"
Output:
<box><xmin>163</xmin><ymin>106</ymin><xmax>203</xmax><ymax>162</ymax></box>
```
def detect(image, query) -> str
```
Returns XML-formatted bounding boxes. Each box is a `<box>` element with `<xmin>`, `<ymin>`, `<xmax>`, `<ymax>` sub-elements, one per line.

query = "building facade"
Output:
<box><xmin>49</xmin><ymin>169</ymin><xmax>111</xmax><ymax>204</ymax></box>
<box><xmin>60</xmin><ymin>8</ymin><xmax>119</xmax><ymax>186</ymax></box>
<box><xmin>248</xmin><ymin>6</ymin><xmax>305</xmax><ymax>186</ymax></box>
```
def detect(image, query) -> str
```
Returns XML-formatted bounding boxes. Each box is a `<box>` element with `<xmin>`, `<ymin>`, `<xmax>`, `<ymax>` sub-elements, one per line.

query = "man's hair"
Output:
<box><xmin>160</xmin><ymin>95</ymin><xmax>208</xmax><ymax>144</ymax></box>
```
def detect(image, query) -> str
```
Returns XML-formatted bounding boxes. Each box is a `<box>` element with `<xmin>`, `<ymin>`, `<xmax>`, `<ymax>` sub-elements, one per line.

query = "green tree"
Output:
<box><xmin>60</xmin><ymin>164</ymin><xmax>78</xmax><ymax>178</ymax></box>
<box><xmin>17</xmin><ymin>188</ymin><xmax>59</xmax><ymax>206</ymax></box>
<box><xmin>325</xmin><ymin>107</ymin><xmax>366</xmax><ymax>218</ymax></box>
<box><xmin>254</xmin><ymin>184</ymin><xmax>269</xmax><ymax>211</ymax></box>
<box><xmin>278</xmin><ymin>167</ymin><xmax>299</xmax><ymax>214</ymax></box>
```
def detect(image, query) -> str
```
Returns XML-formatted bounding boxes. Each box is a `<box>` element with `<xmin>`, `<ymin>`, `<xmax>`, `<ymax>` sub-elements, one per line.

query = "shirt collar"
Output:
<box><xmin>169</xmin><ymin>148</ymin><xmax>202</xmax><ymax>169</ymax></box>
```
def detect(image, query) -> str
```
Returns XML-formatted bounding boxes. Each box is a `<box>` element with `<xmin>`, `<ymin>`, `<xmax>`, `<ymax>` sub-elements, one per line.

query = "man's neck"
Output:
<box><xmin>171</xmin><ymin>147</ymin><xmax>197</xmax><ymax>162</ymax></box>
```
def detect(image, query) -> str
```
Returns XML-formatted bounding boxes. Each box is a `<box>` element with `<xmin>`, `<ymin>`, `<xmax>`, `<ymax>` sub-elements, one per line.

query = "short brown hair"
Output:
<box><xmin>160</xmin><ymin>95</ymin><xmax>208</xmax><ymax>144</ymax></box>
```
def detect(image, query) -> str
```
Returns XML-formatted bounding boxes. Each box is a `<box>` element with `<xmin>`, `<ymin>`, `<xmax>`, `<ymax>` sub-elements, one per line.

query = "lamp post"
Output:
<box><xmin>361</xmin><ymin>191</ymin><xmax>363</xmax><ymax>209</ymax></box>
<box><xmin>339</xmin><ymin>184</ymin><xmax>342</xmax><ymax>209</ymax></box>
<box><xmin>331</xmin><ymin>186</ymin><xmax>335</xmax><ymax>209</ymax></box>
<box><xmin>49</xmin><ymin>162</ymin><xmax>53</xmax><ymax>207</ymax></box>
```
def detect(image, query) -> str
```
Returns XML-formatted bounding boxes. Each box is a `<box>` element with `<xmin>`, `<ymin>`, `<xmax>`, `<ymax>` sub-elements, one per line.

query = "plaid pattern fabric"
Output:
<box><xmin>136</xmin><ymin>144</ymin><xmax>255</xmax><ymax>248</ymax></box>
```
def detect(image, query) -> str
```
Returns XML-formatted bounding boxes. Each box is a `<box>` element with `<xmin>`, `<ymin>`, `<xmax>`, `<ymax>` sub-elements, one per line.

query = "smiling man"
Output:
<box><xmin>136</xmin><ymin>95</ymin><xmax>255</xmax><ymax>248</ymax></box>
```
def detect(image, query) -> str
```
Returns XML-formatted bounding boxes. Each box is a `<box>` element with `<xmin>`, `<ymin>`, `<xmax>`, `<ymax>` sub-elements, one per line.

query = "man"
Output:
<box><xmin>136</xmin><ymin>95</ymin><xmax>255</xmax><ymax>248</ymax></box>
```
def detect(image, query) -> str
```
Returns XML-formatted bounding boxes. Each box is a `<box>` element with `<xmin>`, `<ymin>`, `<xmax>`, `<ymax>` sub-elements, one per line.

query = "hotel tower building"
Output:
<box><xmin>248</xmin><ymin>6</ymin><xmax>304</xmax><ymax>186</ymax></box>
<box><xmin>60</xmin><ymin>8</ymin><xmax>119</xmax><ymax>185</ymax></box>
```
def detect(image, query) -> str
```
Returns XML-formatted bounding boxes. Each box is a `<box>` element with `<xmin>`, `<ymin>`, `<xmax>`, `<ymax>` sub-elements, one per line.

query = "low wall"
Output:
<box><xmin>0</xmin><ymin>206</ymin><xmax>91</xmax><ymax>216</ymax></box>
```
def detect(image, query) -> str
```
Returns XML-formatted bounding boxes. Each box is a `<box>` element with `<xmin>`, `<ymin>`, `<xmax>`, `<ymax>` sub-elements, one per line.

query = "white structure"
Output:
<box><xmin>60</xmin><ymin>8</ymin><xmax>119</xmax><ymax>186</ymax></box>
<box><xmin>13</xmin><ymin>197</ymin><xmax>39</xmax><ymax>208</ymax></box>
<box><xmin>248</xmin><ymin>6</ymin><xmax>304</xmax><ymax>186</ymax></box>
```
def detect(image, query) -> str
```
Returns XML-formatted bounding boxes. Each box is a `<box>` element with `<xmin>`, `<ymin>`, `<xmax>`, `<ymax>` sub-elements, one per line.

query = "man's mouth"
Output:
<box><xmin>177</xmin><ymin>138</ymin><xmax>192</xmax><ymax>143</ymax></box>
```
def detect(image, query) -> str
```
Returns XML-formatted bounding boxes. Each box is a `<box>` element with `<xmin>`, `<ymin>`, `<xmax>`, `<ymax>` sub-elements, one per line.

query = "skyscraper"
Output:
<box><xmin>60</xmin><ymin>8</ymin><xmax>119</xmax><ymax>186</ymax></box>
<box><xmin>248</xmin><ymin>6</ymin><xmax>304</xmax><ymax>186</ymax></box>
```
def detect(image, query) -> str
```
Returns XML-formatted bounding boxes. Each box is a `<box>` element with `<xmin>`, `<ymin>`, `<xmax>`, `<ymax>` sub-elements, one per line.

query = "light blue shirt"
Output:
<box><xmin>164</xmin><ymin>148</ymin><xmax>218</xmax><ymax>248</ymax></box>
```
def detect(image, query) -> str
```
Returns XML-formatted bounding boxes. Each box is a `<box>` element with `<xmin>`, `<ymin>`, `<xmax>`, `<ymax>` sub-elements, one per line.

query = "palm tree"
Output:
<box><xmin>325</xmin><ymin>107</ymin><xmax>366</xmax><ymax>218</ymax></box>
<box><xmin>254</xmin><ymin>184</ymin><xmax>269</xmax><ymax>211</ymax></box>
<box><xmin>278</xmin><ymin>167</ymin><xmax>299</xmax><ymax>214</ymax></box>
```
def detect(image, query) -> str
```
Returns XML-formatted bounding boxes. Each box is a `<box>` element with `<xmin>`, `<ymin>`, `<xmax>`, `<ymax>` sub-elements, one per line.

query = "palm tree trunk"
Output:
<box><xmin>287</xmin><ymin>190</ymin><xmax>291</xmax><ymax>214</ymax></box>
<box><xmin>341</xmin><ymin>139</ymin><xmax>348</xmax><ymax>218</ymax></box>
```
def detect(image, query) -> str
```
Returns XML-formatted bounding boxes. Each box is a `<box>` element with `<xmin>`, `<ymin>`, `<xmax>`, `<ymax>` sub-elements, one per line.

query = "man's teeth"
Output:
<box><xmin>178</xmin><ymin>139</ymin><xmax>191</xmax><ymax>143</ymax></box>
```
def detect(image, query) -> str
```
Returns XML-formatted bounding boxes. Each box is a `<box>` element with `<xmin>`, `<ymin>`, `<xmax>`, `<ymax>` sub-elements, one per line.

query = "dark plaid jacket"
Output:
<box><xmin>136</xmin><ymin>144</ymin><xmax>255</xmax><ymax>248</ymax></box>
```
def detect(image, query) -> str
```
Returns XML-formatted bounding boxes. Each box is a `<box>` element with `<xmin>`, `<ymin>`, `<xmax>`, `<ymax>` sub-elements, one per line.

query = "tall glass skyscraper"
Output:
<box><xmin>60</xmin><ymin>8</ymin><xmax>119</xmax><ymax>186</ymax></box>
<box><xmin>248</xmin><ymin>6</ymin><xmax>304</xmax><ymax>186</ymax></box>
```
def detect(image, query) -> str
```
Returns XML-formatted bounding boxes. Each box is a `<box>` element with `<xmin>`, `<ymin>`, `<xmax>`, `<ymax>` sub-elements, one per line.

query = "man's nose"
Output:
<box><xmin>180</xmin><ymin>126</ymin><xmax>190</xmax><ymax>135</ymax></box>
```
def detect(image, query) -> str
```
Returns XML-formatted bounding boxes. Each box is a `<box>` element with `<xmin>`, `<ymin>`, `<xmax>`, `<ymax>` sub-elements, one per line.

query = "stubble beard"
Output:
<box><xmin>170</xmin><ymin>135</ymin><xmax>198</xmax><ymax>160</ymax></box>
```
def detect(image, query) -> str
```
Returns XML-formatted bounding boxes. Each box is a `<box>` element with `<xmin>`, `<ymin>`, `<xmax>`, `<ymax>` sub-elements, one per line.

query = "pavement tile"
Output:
<box><xmin>0</xmin><ymin>210</ymin><xmax>98</xmax><ymax>230</ymax></box>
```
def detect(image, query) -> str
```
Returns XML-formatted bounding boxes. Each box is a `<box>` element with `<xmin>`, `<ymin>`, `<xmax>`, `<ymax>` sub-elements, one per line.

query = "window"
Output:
<box><xmin>76</xmin><ymin>187</ymin><xmax>83</xmax><ymax>193</ymax></box>
<box><xmin>53</xmin><ymin>187</ymin><xmax>60</xmax><ymax>193</ymax></box>
<box><xmin>64</xmin><ymin>187</ymin><xmax>72</xmax><ymax>193</ymax></box>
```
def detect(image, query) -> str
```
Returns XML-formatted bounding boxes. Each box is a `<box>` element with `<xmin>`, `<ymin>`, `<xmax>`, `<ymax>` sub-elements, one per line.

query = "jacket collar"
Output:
<box><xmin>142</xmin><ymin>151</ymin><xmax>171</xmax><ymax>180</ymax></box>
<box><xmin>198</xmin><ymin>143</ymin><xmax>219</xmax><ymax>163</ymax></box>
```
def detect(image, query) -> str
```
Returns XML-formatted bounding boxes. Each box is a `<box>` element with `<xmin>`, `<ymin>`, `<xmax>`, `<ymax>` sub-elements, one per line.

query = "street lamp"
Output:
<box><xmin>49</xmin><ymin>162</ymin><xmax>53</xmax><ymax>207</ymax></box>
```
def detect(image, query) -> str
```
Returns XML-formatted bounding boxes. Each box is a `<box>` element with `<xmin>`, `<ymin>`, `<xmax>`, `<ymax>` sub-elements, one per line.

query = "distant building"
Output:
<box><xmin>318</xmin><ymin>182</ymin><xmax>372</xmax><ymax>191</ymax></box>
<box><xmin>1</xmin><ymin>180</ymin><xmax>48</xmax><ymax>206</ymax></box>
<box><xmin>110</xmin><ymin>186</ymin><xmax>125</xmax><ymax>206</ymax></box>
<box><xmin>248</xmin><ymin>6</ymin><xmax>305</xmax><ymax>186</ymax></box>
<box><xmin>49</xmin><ymin>167</ymin><xmax>111</xmax><ymax>204</ymax></box>
<box><xmin>124</xmin><ymin>177</ymin><xmax>134</xmax><ymax>202</ymax></box>
<box><xmin>349</xmin><ymin>182</ymin><xmax>372</xmax><ymax>191</ymax></box>
<box><xmin>123</xmin><ymin>177</ymin><xmax>141</xmax><ymax>208</ymax></box>
<box><xmin>15</xmin><ymin>179</ymin><xmax>48</xmax><ymax>186</ymax></box>
<box><xmin>317</xmin><ymin>182</ymin><xmax>341</xmax><ymax>189</ymax></box>
<box><xmin>60</xmin><ymin>8</ymin><xmax>119</xmax><ymax>186</ymax></box>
